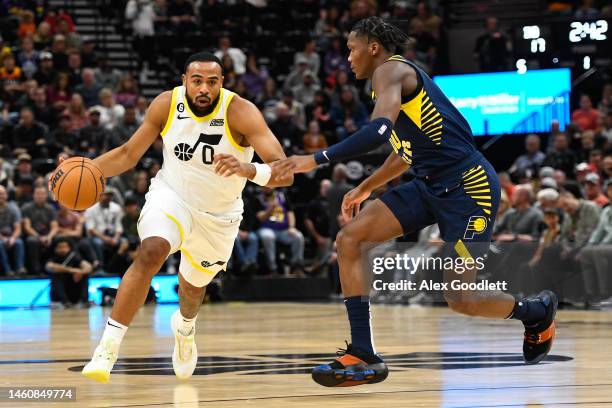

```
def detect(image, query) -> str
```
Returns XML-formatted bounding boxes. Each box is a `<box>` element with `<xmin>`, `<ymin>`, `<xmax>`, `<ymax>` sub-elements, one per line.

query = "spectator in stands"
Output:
<box><xmin>281</xmin><ymin>89</ymin><xmax>306</xmax><ymax>130</ymax></box>
<box><xmin>22</xmin><ymin>186</ymin><xmax>58</xmax><ymax>275</ymax></box>
<box><xmin>33</xmin><ymin>21</ymin><xmax>53</xmax><ymax>51</ymax></box>
<box><xmin>49</xmin><ymin>113</ymin><xmax>77</xmax><ymax>153</ymax></box>
<box><xmin>33</xmin><ymin>51</ymin><xmax>56</xmax><ymax>88</ymax></box>
<box><xmin>232</xmin><ymin>189</ymin><xmax>259</xmax><ymax>275</ymax></box>
<box><xmin>556</xmin><ymin>189</ymin><xmax>601</xmax><ymax>258</ymax></box>
<box><xmin>47</xmin><ymin>71</ymin><xmax>71</xmax><ymax>111</ymax></box>
<box><xmin>412</xmin><ymin>1</ymin><xmax>442</xmax><ymax>39</ymax></box>
<box><xmin>115</xmin><ymin>74</ymin><xmax>139</xmax><ymax>107</ymax></box>
<box><xmin>11</xmin><ymin>107</ymin><xmax>47</xmax><ymax>157</ymax></box>
<box><xmin>214</xmin><ymin>36</ymin><xmax>246</xmax><ymax>75</ymax></box>
<box><xmin>583</xmin><ymin>172</ymin><xmax>609</xmax><ymax>207</ymax></box>
<box><xmin>598</xmin><ymin>83</ymin><xmax>612</xmax><ymax>115</ymax></box>
<box><xmin>284</xmin><ymin>55</ymin><xmax>316</xmax><ymax>93</ymax></box>
<box><xmin>55</xmin><ymin>202</ymin><xmax>97</xmax><ymax>264</ymax></box>
<box><xmin>327</xmin><ymin>163</ymin><xmax>353</xmax><ymax>239</ymax></box>
<box><xmin>44</xmin><ymin>7</ymin><xmax>75</xmax><ymax>33</ymax></box>
<box><xmin>79</xmin><ymin>37</ymin><xmax>98</xmax><ymax>68</ymax></box>
<box><xmin>124</xmin><ymin>171</ymin><xmax>149</xmax><ymax>208</ymax></box>
<box><xmin>120</xmin><ymin>197</ymin><xmax>140</xmax><ymax>247</ymax></box>
<box><xmin>74</xmin><ymin>68</ymin><xmax>101</xmax><ymax>107</ymax></box>
<box><xmin>14</xmin><ymin>78</ymin><xmax>37</xmax><ymax>111</ymax></box>
<box><xmin>51</xmin><ymin>34</ymin><xmax>68</xmax><ymax>71</ymax></box>
<box><xmin>13</xmin><ymin>153</ymin><xmax>35</xmax><ymax>189</ymax></box>
<box><xmin>292</xmin><ymin>69</ymin><xmax>320</xmax><ymax>106</ymax></box>
<box><xmin>473</xmin><ymin>16</ymin><xmax>510</xmax><ymax>72</ymax></box>
<box><xmin>94</xmin><ymin>55</ymin><xmax>122</xmax><ymax>91</ymax></box>
<box><xmin>579</xmin><ymin>179</ymin><xmax>612</xmax><ymax>307</ymax></box>
<box><xmin>409</xmin><ymin>19</ymin><xmax>437</xmax><ymax>69</ymax></box>
<box><xmin>601</xmin><ymin>111</ymin><xmax>612</xmax><ymax>142</ymax></box>
<box><xmin>302</xmin><ymin>120</ymin><xmax>327</xmax><ymax>154</ymax></box>
<box><xmin>168</xmin><ymin>0</ymin><xmax>197</xmax><ymax>36</ymax></box>
<box><xmin>509</xmin><ymin>134</ymin><xmax>546</xmax><ymax>178</ymax></box>
<box><xmin>323</xmin><ymin>36</ymin><xmax>349</xmax><ymax>77</ymax></box>
<box><xmin>56</xmin><ymin>19</ymin><xmax>80</xmax><ymax>50</ymax></box>
<box><xmin>125</xmin><ymin>0</ymin><xmax>156</xmax><ymax>79</ymax></box>
<box><xmin>294</xmin><ymin>38</ymin><xmax>320</xmax><ymax>76</ymax></box>
<box><xmin>13</xmin><ymin>176</ymin><xmax>34</xmax><ymax>207</ymax></box>
<box><xmin>47</xmin><ymin>237</ymin><xmax>92</xmax><ymax>308</ymax></box>
<box><xmin>604</xmin><ymin>154</ymin><xmax>612</xmax><ymax>179</ymax></box>
<box><xmin>256</xmin><ymin>187</ymin><xmax>304</xmax><ymax>274</ymax></box>
<box><xmin>17</xmin><ymin>10</ymin><xmax>36</xmax><ymax>39</ymax></box>
<box><xmin>572</xmin><ymin>94</ymin><xmax>601</xmax><ymax>132</ymax></box>
<box><xmin>85</xmin><ymin>187</ymin><xmax>124</xmax><ymax>271</ymax></box>
<box><xmin>543</xmin><ymin>132</ymin><xmax>576</xmax><ymax>178</ymax></box>
<box><xmin>305</xmin><ymin>90</ymin><xmax>333</xmax><ymax>136</ymax></box>
<box><xmin>331</xmin><ymin>86</ymin><xmax>368</xmax><ymax>140</ymax></box>
<box><xmin>17</xmin><ymin>36</ymin><xmax>38</xmax><ymax>79</ymax></box>
<box><xmin>31</xmin><ymin>86</ymin><xmax>56</xmax><ymax>129</ymax></box>
<box><xmin>304</xmin><ymin>179</ymin><xmax>332</xmax><ymax>273</ymax></box>
<box><xmin>77</xmin><ymin>108</ymin><xmax>110</xmax><ymax>155</ymax></box>
<box><xmin>92</xmin><ymin>88</ymin><xmax>124</xmax><ymax>130</ymax></box>
<box><xmin>62</xmin><ymin>93</ymin><xmax>89</xmax><ymax>131</ymax></box>
<box><xmin>66</xmin><ymin>50</ymin><xmax>82</xmax><ymax>87</ymax></box>
<box><xmin>0</xmin><ymin>185</ymin><xmax>25</xmax><ymax>276</ymax></box>
<box><xmin>575</xmin><ymin>0</ymin><xmax>600</xmax><ymax>18</ymax></box>
<box><xmin>109</xmin><ymin>105</ymin><xmax>138</xmax><ymax>148</ymax></box>
<box><xmin>220</xmin><ymin>54</ymin><xmax>238</xmax><ymax>91</ymax></box>
<box><xmin>269</xmin><ymin>102</ymin><xmax>302</xmax><ymax>153</ymax></box>
<box><xmin>493</xmin><ymin>184</ymin><xmax>543</xmax><ymax>242</ymax></box>
<box><xmin>0</xmin><ymin>54</ymin><xmax>24</xmax><ymax>93</ymax></box>
<box><xmin>135</xmin><ymin>96</ymin><xmax>147</xmax><ymax>124</ymax></box>
<box><xmin>240</xmin><ymin>53</ymin><xmax>268</xmax><ymax>101</ymax></box>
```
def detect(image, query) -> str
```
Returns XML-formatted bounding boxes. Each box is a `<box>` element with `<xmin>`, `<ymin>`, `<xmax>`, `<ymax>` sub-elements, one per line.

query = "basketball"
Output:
<box><xmin>50</xmin><ymin>157</ymin><xmax>106</xmax><ymax>211</ymax></box>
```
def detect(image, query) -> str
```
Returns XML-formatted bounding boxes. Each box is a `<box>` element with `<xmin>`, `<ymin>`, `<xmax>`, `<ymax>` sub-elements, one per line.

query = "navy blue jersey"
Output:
<box><xmin>373</xmin><ymin>55</ymin><xmax>478</xmax><ymax>177</ymax></box>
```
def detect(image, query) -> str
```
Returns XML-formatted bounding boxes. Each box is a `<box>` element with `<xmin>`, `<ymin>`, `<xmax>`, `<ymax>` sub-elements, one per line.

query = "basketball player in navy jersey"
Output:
<box><xmin>273</xmin><ymin>17</ymin><xmax>557</xmax><ymax>387</ymax></box>
<box><xmin>78</xmin><ymin>52</ymin><xmax>291</xmax><ymax>383</ymax></box>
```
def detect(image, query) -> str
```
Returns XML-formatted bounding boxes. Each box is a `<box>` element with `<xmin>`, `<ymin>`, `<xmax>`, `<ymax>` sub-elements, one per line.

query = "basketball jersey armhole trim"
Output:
<box><xmin>160</xmin><ymin>87</ymin><xmax>178</xmax><ymax>138</ymax></box>
<box><xmin>384</xmin><ymin>55</ymin><xmax>423</xmax><ymax>104</ymax></box>
<box><xmin>224</xmin><ymin>91</ymin><xmax>246</xmax><ymax>152</ymax></box>
<box><xmin>184</xmin><ymin>88</ymin><xmax>225</xmax><ymax>122</ymax></box>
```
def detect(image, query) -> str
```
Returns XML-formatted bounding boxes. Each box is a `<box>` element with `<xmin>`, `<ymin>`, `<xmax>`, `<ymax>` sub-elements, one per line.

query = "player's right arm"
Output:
<box><xmin>93</xmin><ymin>91</ymin><xmax>171</xmax><ymax>178</ymax></box>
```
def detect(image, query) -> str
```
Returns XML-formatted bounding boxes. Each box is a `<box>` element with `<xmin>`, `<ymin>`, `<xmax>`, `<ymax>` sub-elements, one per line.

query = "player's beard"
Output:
<box><xmin>186</xmin><ymin>91</ymin><xmax>220</xmax><ymax>117</ymax></box>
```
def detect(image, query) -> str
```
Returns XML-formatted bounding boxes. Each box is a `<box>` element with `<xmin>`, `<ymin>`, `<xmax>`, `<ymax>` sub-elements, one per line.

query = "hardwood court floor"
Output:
<box><xmin>1</xmin><ymin>302</ymin><xmax>612</xmax><ymax>407</ymax></box>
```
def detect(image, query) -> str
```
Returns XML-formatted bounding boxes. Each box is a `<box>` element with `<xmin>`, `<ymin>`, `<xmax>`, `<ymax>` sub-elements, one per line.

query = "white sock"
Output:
<box><xmin>177</xmin><ymin>311</ymin><xmax>197</xmax><ymax>336</ymax></box>
<box><xmin>101</xmin><ymin>318</ymin><xmax>128</xmax><ymax>345</ymax></box>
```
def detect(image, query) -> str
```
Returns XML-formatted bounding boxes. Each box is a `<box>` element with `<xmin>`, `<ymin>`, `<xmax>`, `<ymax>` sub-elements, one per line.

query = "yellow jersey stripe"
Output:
<box><xmin>160</xmin><ymin>87</ymin><xmax>178</xmax><ymax>137</ymax></box>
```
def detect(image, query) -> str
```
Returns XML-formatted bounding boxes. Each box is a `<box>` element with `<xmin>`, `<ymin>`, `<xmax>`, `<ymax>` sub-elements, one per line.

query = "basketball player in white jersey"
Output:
<box><xmin>79</xmin><ymin>52</ymin><xmax>291</xmax><ymax>383</ymax></box>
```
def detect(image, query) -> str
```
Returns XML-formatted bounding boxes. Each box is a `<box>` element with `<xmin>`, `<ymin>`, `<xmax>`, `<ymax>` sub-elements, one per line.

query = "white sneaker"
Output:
<box><xmin>171</xmin><ymin>310</ymin><xmax>198</xmax><ymax>379</ymax></box>
<box><xmin>82</xmin><ymin>338</ymin><xmax>119</xmax><ymax>383</ymax></box>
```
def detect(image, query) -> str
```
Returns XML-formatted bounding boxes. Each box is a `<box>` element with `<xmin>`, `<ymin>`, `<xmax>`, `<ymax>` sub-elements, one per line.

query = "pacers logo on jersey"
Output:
<box><xmin>463</xmin><ymin>216</ymin><xmax>487</xmax><ymax>240</ymax></box>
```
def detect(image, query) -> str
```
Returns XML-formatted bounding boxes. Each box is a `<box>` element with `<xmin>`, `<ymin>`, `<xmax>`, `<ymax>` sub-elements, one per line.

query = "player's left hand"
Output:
<box><xmin>270</xmin><ymin>155</ymin><xmax>317</xmax><ymax>177</ymax></box>
<box><xmin>213</xmin><ymin>153</ymin><xmax>253</xmax><ymax>178</ymax></box>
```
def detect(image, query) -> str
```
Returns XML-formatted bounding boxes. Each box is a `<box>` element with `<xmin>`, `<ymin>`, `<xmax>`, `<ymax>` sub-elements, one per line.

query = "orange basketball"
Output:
<box><xmin>50</xmin><ymin>157</ymin><xmax>106</xmax><ymax>211</ymax></box>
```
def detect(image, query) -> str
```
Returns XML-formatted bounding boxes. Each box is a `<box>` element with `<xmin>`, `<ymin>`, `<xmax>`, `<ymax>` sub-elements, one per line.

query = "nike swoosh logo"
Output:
<box><xmin>322</xmin><ymin>151</ymin><xmax>330</xmax><ymax>161</ymax></box>
<box><xmin>177</xmin><ymin>115</ymin><xmax>190</xmax><ymax>120</ymax></box>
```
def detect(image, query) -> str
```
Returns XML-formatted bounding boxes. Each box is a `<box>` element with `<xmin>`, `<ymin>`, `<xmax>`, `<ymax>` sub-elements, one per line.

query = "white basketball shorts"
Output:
<box><xmin>137</xmin><ymin>178</ymin><xmax>241</xmax><ymax>287</ymax></box>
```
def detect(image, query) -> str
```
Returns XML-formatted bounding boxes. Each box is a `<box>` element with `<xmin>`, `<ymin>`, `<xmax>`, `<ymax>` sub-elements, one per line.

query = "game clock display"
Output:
<box><xmin>512</xmin><ymin>17</ymin><xmax>610</xmax><ymax>69</ymax></box>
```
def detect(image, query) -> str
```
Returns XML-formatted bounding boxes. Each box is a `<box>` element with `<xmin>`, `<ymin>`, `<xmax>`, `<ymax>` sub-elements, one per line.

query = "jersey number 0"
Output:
<box><xmin>173</xmin><ymin>133</ymin><xmax>223</xmax><ymax>165</ymax></box>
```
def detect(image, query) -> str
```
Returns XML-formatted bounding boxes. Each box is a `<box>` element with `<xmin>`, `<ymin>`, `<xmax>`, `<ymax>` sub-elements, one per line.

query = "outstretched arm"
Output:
<box><xmin>213</xmin><ymin>95</ymin><xmax>292</xmax><ymax>187</ymax></box>
<box><xmin>271</xmin><ymin>61</ymin><xmax>416</xmax><ymax>176</ymax></box>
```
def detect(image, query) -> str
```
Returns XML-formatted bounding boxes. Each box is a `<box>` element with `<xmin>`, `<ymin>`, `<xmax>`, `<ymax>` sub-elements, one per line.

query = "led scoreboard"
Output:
<box><xmin>512</xmin><ymin>18</ymin><xmax>610</xmax><ymax>71</ymax></box>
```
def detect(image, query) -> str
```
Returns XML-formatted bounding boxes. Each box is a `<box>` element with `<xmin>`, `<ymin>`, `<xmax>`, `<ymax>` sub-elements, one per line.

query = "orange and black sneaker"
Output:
<box><xmin>523</xmin><ymin>290</ymin><xmax>558</xmax><ymax>364</ymax></box>
<box><xmin>312</xmin><ymin>343</ymin><xmax>388</xmax><ymax>387</ymax></box>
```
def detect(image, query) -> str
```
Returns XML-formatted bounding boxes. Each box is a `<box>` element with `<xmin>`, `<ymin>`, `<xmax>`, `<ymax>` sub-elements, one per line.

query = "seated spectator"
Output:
<box><xmin>92</xmin><ymin>88</ymin><xmax>124</xmax><ymax>130</ymax></box>
<box><xmin>220</xmin><ymin>54</ymin><xmax>238</xmax><ymax>91</ymax></box>
<box><xmin>77</xmin><ymin>108</ymin><xmax>110</xmax><ymax>155</ymax></box>
<box><xmin>330</xmin><ymin>86</ymin><xmax>368</xmax><ymax>140</ymax></box>
<box><xmin>292</xmin><ymin>69</ymin><xmax>320</xmax><ymax>106</ymax></box>
<box><xmin>17</xmin><ymin>10</ymin><xmax>36</xmax><ymax>39</ymax></box>
<box><xmin>579</xmin><ymin>179</ymin><xmax>612</xmax><ymax>307</ymax></box>
<box><xmin>47</xmin><ymin>71</ymin><xmax>71</xmax><ymax>111</ymax></box>
<box><xmin>509</xmin><ymin>134</ymin><xmax>545</xmax><ymax>178</ymax></box>
<box><xmin>115</xmin><ymin>74</ymin><xmax>139</xmax><ymax>107</ymax></box>
<box><xmin>22</xmin><ymin>186</ymin><xmax>59</xmax><ymax>275</ymax></box>
<box><xmin>109</xmin><ymin>105</ymin><xmax>138</xmax><ymax>148</ymax></box>
<box><xmin>214</xmin><ymin>36</ymin><xmax>246</xmax><ymax>75</ymax></box>
<box><xmin>598</xmin><ymin>83</ymin><xmax>612</xmax><ymax>115</ymax></box>
<box><xmin>31</xmin><ymin>86</ymin><xmax>56</xmax><ymax>127</ymax></box>
<box><xmin>604</xmin><ymin>154</ymin><xmax>612</xmax><ymax>179</ymax></box>
<box><xmin>269</xmin><ymin>102</ymin><xmax>302</xmax><ymax>153</ymax></box>
<box><xmin>55</xmin><ymin>203</ymin><xmax>98</xmax><ymax>265</ymax></box>
<box><xmin>409</xmin><ymin>19</ymin><xmax>437</xmax><ymax>69</ymax></box>
<box><xmin>583</xmin><ymin>173</ymin><xmax>609</xmax><ymax>207</ymax></box>
<box><xmin>473</xmin><ymin>16</ymin><xmax>509</xmax><ymax>72</ymax></box>
<box><xmin>256</xmin><ymin>187</ymin><xmax>304</xmax><ymax>274</ymax></box>
<box><xmin>327</xmin><ymin>164</ymin><xmax>353</xmax><ymax>240</ymax></box>
<box><xmin>121</xmin><ymin>197</ymin><xmax>140</xmax><ymax>244</ymax></box>
<box><xmin>80</xmin><ymin>37</ymin><xmax>98</xmax><ymax>68</ymax></box>
<box><xmin>303</xmin><ymin>120</ymin><xmax>328</xmax><ymax>154</ymax></box>
<box><xmin>304</xmin><ymin>179</ymin><xmax>332</xmax><ymax>273</ymax></box>
<box><xmin>0</xmin><ymin>54</ymin><xmax>25</xmax><ymax>93</ymax></box>
<box><xmin>294</xmin><ymin>38</ymin><xmax>320</xmax><ymax>76</ymax></box>
<box><xmin>62</xmin><ymin>93</ymin><xmax>89</xmax><ymax>131</ymax></box>
<box><xmin>305</xmin><ymin>90</ymin><xmax>333</xmax><ymax>136</ymax></box>
<box><xmin>33</xmin><ymin>51</ymin><xmax>57</xmax><ymax>88</ymax></box>
<box><xmin>66</xmin><ymin>50</ymin><xmax>82</xmax><ymax>88</ymax></box>
<box><xmin>412</xmin><ymin>1</ymin><xmax>442</xmax><ymax>39</ymax></box>
<box><xmin>543</xmin><ymin>133</ymin><xmax>576</xmax><ymax>178</ymax></box>
<box><xmin>17</xmin><ymin>36</ymin><xmax>39</xmax><ymax>79</ymax></box>
<box><xmin>74</xmin><ymin>68</ymin><xmax>101</xmax><ymax>107</ymax></box>
<box><xmin>556</xmin><ymin>189</ymin><xmax>601</xmax><ymax>258</ymax></box>
<box><xmin>94</xmin><ymin>55</ymin><xmax>122</xmax><ymax>91</ymax></box>
<box><xmin>124</xmin><ymin>171</ymin><xmax>149</xmax><ymax>208</ymax></box>
<box><xmin>135</xmin><ymin>96</ymin><xmax>147</xmax><ymax>124</ymax></box>
<box><xmin>576</xmin><ymin>130</ymin><xmax>596</xmax><ymax>163</ymax></box>
<box><xmin>11</xmin><ymin>107</ymin><xmax>48</xmax><ymax>157</ymax></box>
<box><xmin>168</xmin><ymin>0</ymin><xmax>197</xmax><ymax>34</ymax></box>
<box><xmin>0</xmin><ymin>185</ymin><xmax>26</xmax><ymax>276</ymax></box>
<box><xmin>84</xmin><ymin>187</ymin><xmax>124</xmax><ymax>271</ymax></box>
<box><xmin>13</xmin><ymin>153</ymin><xmax>36</xmax><ymax>187</ymax></box>
<box><xmin>493</xmin><ymin>185</ymin><xmax>543</xmax><ymax>243</ymax></box>
<box><xmin>56</xmin><ymin>19</ymin><xmax>80</xmax><ymax>50</ymax></box>
<box><xmin>46</xmin><ymin>237</ymin><xmax>92</xmax><ymax>308</ymax></box>
<box><xmin>323</xmin><ymin>36</ymin><xmax>349</xmax><ymax>77</ymax></box>
<box><xmin>49</xmin><ymin>113</ymin><xmax>78</xmax><ymax>153</ymax></box>
<box><xmin>328</xmin><ymin>70</ymin><xmax>359</xmax><ymax>105</ymax></box>
<box><xmin>284</xmin><ymin>55</ymin><xmax>315</xmax><ymax>93</ymax></box>
<box><xmin>257</xmin><ymin>78</ymin><xmax>281</xmax><ymax>122</ymax></box>
<box><xmin>51</xmin><ymin>34</ymin><xmax>68</xmax><ymax>71</ymax></box>
<box><xmin>33</xmin><ymin>21</ymin><xmax>53</xmax><ymax>51</ymax></box>
<box><xmin>572</xmin><ymin>94</ymin><xmax>601</xmax><ymax>132</ymax></box>
<box><xmin>232</xmin><ymin>189</ymin><xmax>259</xmax><ymax>275</ymax></box>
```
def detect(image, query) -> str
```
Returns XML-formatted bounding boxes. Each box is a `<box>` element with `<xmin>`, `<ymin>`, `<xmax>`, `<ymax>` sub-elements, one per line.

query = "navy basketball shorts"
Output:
<box><xmin>380</xmin><ymin>157</ymin><xmax>501</xmax><ymax>261</ymax></box>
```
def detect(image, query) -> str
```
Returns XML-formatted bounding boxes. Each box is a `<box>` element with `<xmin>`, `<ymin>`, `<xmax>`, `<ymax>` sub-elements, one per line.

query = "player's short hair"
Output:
<box><xmin>184</xmin><ymin>51</ymin><xmax>223</xmax><ymax>74</ymax></box>
<box><xmin>351</xmin><ymin>17</ymin><xmax>409</xmax><ymax>54</ymax></box>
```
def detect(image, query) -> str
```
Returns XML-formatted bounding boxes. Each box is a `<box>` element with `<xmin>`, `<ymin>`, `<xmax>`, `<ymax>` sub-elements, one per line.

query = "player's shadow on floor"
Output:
<box><xmin>67</xmin><ymin>352</ymin><xmax>573</xmax><ymax>376</ymax></box>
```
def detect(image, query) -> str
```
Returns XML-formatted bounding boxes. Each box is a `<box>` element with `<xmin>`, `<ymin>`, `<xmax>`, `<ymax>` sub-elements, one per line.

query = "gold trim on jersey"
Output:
<box><xmin>223</xmin><ymin>90</ymin><xmax>246</xmax><ymax>152</ymax></box>
<box><xmin>184</xmin><ymin>88</ymin><xmax>225</xmax><ymax>122</ymax></box>
<box><xmin>461</xmin><ymin>165</ymin><xmax>492</xmax><ymax>217</ymax></box>
<box><xmin>160</xmin><ymin>87</ymin><xmax>178</xmax><ymax>138</ymax></box>
<box><xmin>398</xmin><ymin>89</ymin><xmax>443</xmax><ymax>146</ymax></box>
<box><xmin>163</xmin><ymin>211</ymin><xmax>216</xmax><ymax>275</ymax></box>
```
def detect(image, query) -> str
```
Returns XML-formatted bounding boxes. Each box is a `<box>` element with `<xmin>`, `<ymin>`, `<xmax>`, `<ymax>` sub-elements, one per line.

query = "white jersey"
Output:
<box><xmin>153</xmin><ymin>86</ymin><xmax>254</xmax><ymax>215</ymax></box>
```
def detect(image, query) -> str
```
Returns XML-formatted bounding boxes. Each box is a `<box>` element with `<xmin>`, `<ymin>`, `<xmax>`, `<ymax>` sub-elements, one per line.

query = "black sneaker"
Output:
<box><xmin>523</xmin><ymin>290</ymin><xmax>558</xmax><ymax>364</ymax></box>
<box><xmin>312</xmin><ymin>343</ymin><xmax>388</xmax><ymax>387</ymax></box>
